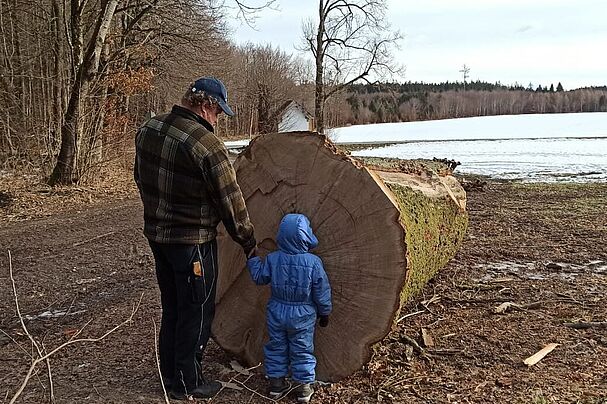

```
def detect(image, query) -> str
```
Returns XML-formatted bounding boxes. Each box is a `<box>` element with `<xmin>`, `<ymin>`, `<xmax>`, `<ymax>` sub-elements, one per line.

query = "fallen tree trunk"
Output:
<box><xmin>212</xmin><ymin>132</ymin><xmax>468</xmax><ymax>381</ymax></box>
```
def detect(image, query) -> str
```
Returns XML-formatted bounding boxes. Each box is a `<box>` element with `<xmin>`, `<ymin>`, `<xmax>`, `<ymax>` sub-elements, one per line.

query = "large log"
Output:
<box><xmin>212</xmin><ymin>132</ymin><xmax>468</xmax><ymax>381</ymax></box>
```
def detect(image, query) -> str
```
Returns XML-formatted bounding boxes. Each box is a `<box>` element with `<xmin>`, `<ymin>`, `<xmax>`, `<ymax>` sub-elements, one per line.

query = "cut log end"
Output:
<box><xmin>212</xmin><ymin>132</ymin><xmax>468</xmax><ymax>381</ymax></box>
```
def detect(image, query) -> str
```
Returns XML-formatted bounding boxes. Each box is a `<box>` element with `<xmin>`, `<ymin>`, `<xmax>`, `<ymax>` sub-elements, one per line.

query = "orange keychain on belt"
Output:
<box><xmin>193</xmin><ymin>261</ymin><xmax>202</xmax><ymax>276</ymax></box>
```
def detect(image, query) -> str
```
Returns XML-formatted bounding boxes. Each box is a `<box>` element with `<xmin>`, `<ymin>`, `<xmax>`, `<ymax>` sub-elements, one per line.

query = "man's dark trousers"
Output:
<box><xmin>149</xmin><ymin>239</ymin><xmax>218</xmax><ymax>394</ymax></box>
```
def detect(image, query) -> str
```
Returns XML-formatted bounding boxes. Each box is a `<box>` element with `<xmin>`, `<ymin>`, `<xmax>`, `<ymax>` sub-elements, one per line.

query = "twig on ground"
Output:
<box><xmin>72</xmin><ymin>231</ymin><xmax>117</xmax><ymax>247</ymax></box>
<box><xmin>8</xmin><ymin>249</ymin><xmax>54</xmax><ymax>403</ymax></box>
<box><xmin>377</xmin><ymin>373</ymin><xmax>399</xmax><ymax>401</ymax></box>
<box><xmin>7</xmin><ymin>249</ymin><xmax>143</xmax><ymax>404</ymax></box>
<box><xmin>401</xmin><ymin>335</ymin><xmax>425</xmax><ymax>355</ymax></box>
<box><xmin>0</xmin><ymin>328</ymin><xmax>32</xmax><ymax>359</ymax></box>
<box><xmin>153</xmin><ymin>319</ymin><xmax>170</xmax><ymax>404</ymax></box>
<box><xmin>493</xmin><ymin>301</ymin><xmax>543</xmax><ymax>314</ymax></box>
<box><xmin>212</xmin><ymin>363</ymin><xmax>283</xmax><ymax>403</ymax></box>
<box><xmin>555</xmin><ymin>292</ymin><xmax>583</xmax><ymax>305</ymax></box>
<box><xmin>427</xmin><ymin>349</ymin><xmax>463</xmax><ymax>356</ymax></box>
<box><xmin>457</xmin><ymin>283</ymin><xmax>504</xmax><ymax>291</ymax></box>
<box><xmin>397</xmin><ymin>310</ymin><xmax>425</xmax><ymax>324</ymax></box>
<box><xmin>41</xmin><ymin>343</ymin><xmax>55</xmax><ymax>403</ymax></box>
<box><xmin>410</xmin><ymin>386</ymin><xmax>426</xmax><ymax>400</ymax></box>
<box><xmin>421</xmin><ymin>295</ymin><xmax>441</xmax><ymax>315</ymax></box>
<box><xmin>230</xmin><ymin>379</ymin><xmax>278</xmax><ymax>403</ymax></box>
<box><xmin>445</xmin><ymin>297</ymin><xmax>512</xmax><ymax>304</ymax></box>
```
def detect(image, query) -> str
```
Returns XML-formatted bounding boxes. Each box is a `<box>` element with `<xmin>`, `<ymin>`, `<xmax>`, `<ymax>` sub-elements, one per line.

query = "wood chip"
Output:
<box><xmin>421</xmin><ymin>328</ymin><xmax>434</xmax><ymax>347</ymax></box>
<box><xmin>494</xmin><ymin>301</ymin><xmax>542</xmax><ymax>314</ymax></box>
<box><xmin>229</xmin><ymin>360</ymin><xmax>251</xmax><ymax>376</ymax></box>
<box><xmin>494</xmin><ymin>302</ymin><xmax>517</xmax><ymax>314</ymax></box>
<box><xmin>523</xmin><ymin>343</ymin><xmax>559</xmax><ymax>366</ymax></box>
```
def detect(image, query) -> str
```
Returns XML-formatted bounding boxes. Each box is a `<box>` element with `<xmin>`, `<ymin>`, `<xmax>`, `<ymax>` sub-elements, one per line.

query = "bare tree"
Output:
<box><xmin>240</xmin><ymin>44</ymin><xmax>300</xmax><ymax>134</ymax></box>
<box><xmin>46</xmin><ymin>0</ymin><xmax>276</xmax><ymax>185</ymax></box>
<box><xmin>48</xmin><ymin>0</ymin><xmax>120</xmax><ymax>185</ymax></box>
<box><xmin>301</xmin><ymin>0</ymin><xmax>401</xmax><ymax>133</ymax></box>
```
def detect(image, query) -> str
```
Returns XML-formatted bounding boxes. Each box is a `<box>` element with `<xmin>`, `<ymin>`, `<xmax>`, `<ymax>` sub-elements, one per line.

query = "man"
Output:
<box><xmin>134</xmin><ymin>77</ymin><xmax>256</xmax><ymax>400</ymax></box>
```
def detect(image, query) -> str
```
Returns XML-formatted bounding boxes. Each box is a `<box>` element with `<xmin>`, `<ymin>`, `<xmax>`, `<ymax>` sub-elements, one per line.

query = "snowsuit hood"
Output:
<box><xmin>276</xmin><ymin>214</ymin><xmax>318</xmax><ymax>254</ymax></box>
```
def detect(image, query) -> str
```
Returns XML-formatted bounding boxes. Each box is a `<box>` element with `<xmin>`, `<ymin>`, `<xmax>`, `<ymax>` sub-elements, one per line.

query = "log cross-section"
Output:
<box><xmin>212</xmin><ymin>132</ymin><xmax>468</xmax><ymax>381</ymax></box>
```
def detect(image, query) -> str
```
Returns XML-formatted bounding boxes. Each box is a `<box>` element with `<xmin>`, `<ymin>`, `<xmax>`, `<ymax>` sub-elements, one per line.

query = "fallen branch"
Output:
<box><xmin>72</xmin><ymin>231</ymin><xmax>117</xmax><ymax>247</ymax></box>
<box><xmin>7</xmin><ymin>250</ymin><xmax>143</xmax><ymax>404</ymax></box>
<box><xmin>563</xmin><ymin>321</ymin><xmax>607</xmax><ymax>330</ymax></box>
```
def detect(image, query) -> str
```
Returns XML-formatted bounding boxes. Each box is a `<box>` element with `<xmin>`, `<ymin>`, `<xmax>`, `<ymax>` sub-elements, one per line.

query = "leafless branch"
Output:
<box><xmin>7</xmin><ymin>250</ymin><xmax>143</xmax><ymax>404</ymax></box>
<box><xmin>303</xmin><ymin>0</ymin><xmax>402</xmax><ymax>132</ymax></box>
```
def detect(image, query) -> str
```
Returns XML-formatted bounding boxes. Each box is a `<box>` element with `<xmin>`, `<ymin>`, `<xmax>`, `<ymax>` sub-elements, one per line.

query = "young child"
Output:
<box><xmin>247</xmin><ymin>213</ymin><xmax>332</xmax><ymax>403</ymax></box>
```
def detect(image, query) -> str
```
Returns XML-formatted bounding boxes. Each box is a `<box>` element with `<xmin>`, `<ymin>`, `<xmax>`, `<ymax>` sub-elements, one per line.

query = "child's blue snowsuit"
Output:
<box><xmin>247</xmin><ymin>213</ymin><xmax>332</xmax><ymax>383</ymax></box>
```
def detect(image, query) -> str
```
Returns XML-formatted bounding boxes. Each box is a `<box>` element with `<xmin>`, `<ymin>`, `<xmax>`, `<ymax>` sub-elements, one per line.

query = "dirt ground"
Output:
<box><xmin>0</xmin><ymin>171</ymin><xmax>606</xmax><ymax>404</ymax></box>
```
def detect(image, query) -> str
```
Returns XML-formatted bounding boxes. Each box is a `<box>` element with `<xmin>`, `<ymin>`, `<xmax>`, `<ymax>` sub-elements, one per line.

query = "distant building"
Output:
<box><xmin>273</xmin><ymin>100</ymin><xmax>315</xmax><ymax>133</ymax></box>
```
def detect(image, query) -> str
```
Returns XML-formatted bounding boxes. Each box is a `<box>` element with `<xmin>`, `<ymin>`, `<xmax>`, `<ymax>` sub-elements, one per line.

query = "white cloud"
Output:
<box><xmin>231</xmin><ymin>0</ymin><xmax>607</xmax><ymax>88</ymax></box>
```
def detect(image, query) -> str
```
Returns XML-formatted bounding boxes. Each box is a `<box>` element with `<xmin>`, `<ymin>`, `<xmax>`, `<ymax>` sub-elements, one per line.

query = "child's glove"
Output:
<box><xmin>318</xmin><ymin>315</ymin><xmax>329</xmax><ymax>327</ymax></box>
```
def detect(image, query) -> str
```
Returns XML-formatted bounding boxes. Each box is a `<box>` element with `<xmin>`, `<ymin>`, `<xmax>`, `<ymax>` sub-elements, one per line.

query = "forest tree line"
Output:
<box><xmin>343</xmin><ymin>82</ymin><xmax>607</xmax><ymax>124</ymax></box>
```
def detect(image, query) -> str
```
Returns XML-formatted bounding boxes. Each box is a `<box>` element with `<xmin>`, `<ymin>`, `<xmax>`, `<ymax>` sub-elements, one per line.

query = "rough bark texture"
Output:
<box><xmin>212</xmin><ymin>132</ymin><xmax>468</xmax><ymax>381</ymax></box>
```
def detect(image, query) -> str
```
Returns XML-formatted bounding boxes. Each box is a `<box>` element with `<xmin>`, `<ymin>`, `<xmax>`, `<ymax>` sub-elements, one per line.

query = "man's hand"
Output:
<box><xmin>246</xmin><ymin>247</ymin><xmax>257</xmax><ymax>259</ymax></box>
<box><xmin>318</xmin><ymin>315</ymin><xmax>329</xmax><ymax>328</ymax></box>
<box><xmin>243</xmin><ymin>238</ymin><xmax>257</xmax><ymax>258</ymax></box>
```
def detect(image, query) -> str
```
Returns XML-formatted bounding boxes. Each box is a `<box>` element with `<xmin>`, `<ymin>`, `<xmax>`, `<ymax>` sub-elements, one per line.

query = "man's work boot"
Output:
<box><xmin>169</xmin><ymin>379</ymin><xmax>222</xmax><ymax>400</ymax></box>
<box><xmin>296</xmin><ymin>383</ymin><xmax>314</xmax><ymax>403</ymax></box>
<box><xmin>269</xmin><ymin>377</ymin><xmax>291</xmax><ymax>399</ymax></box>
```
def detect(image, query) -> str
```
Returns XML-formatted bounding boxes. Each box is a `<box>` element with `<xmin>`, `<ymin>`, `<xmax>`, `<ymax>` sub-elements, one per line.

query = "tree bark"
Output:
<box><xmin>314</xmin><ymin>0</ymin><xmax>325</xmax><ymax>133</ymax></box>
<box><xmin>49</xmin><ymin>0</ymin><xmax>119</xmax><ymax>185</ymax></box>
<box><xmin>212</xmin><ymin>132</ymin><xmax>468</xmax><ymax>381</ymax></box>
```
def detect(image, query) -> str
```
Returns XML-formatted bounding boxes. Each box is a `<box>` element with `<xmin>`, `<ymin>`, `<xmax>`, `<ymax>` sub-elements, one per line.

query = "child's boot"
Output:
<box><xmin>269</xmin><ymin>377</ymin><xmax>291</xmax><ymax>399</ymax></box>
<box><xmin>296</xmin><ymin>383</ymin><xmax>314</xmax><ymax>402</ymax></box>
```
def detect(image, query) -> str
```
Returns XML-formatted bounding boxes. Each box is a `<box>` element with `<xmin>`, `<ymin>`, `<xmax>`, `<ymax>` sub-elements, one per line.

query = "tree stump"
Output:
<box><xmin>212</xmin><ymin>132</ymin><xmax>468</xmax><ymax>381</ymax></box>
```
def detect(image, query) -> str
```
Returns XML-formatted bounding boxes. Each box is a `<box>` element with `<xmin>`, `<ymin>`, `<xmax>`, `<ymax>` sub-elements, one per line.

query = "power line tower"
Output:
<box><xmin>459</xmin><ymin>64</ymin><xmax>470</xmax><ymax>90</ymax></box>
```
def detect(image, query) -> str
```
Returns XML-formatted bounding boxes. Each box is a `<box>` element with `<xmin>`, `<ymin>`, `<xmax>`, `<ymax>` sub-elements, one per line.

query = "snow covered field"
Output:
<box><xmin>331</xmin><ymin>112</ymin><xmax>607</xmax><ymax>143</ymax></box>
<box><xmin>226</xmin><ymin>113</ymin><xmax>607</xmax><ymax>182</ymax></box>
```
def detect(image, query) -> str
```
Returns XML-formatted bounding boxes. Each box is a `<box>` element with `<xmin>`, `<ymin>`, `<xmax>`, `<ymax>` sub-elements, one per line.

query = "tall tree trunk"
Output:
<box><xmin>314</xmin><ymin>0</ymin><xmax>325</xmax><ymax>133</ymax></box>
<box><xmin>49</xmin><ymin>0</ymin><xmax>119</xmax><ymax>185</ymax></box>
<box><xmin>256</xmin><ymin>83</ymin><xmax>271</xmax><ymax>134</ymax></box>
<box><xmin>51</xmin><ymin>0</ymin><xmax>65</xmax><ymax>155</ymax></box>
<box><xmin>49</xmin><ymin>78</ymin><xmax>84</xmax><ymax>184</ymax></box>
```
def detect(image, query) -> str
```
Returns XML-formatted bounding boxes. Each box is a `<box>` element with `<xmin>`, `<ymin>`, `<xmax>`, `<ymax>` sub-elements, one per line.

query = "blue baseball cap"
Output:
<box><xmin>190</xmin><ymin>77</ymin><xmax>235</xmax><ymax>116</ymax></box>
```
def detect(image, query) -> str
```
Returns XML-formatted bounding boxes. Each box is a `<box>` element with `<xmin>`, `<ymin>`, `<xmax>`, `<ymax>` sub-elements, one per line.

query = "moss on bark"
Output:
<box><xmin>388</xmin><ymin>183</ymin><xmax>469</xmax><ymax>310</ymax></box>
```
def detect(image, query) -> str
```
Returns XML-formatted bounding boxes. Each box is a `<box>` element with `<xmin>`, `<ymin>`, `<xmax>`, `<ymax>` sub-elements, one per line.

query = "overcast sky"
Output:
<box><xmin>229</xmin><ymin>0</ymin><xmax>607</xmax><ymax>89</ymax></box>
